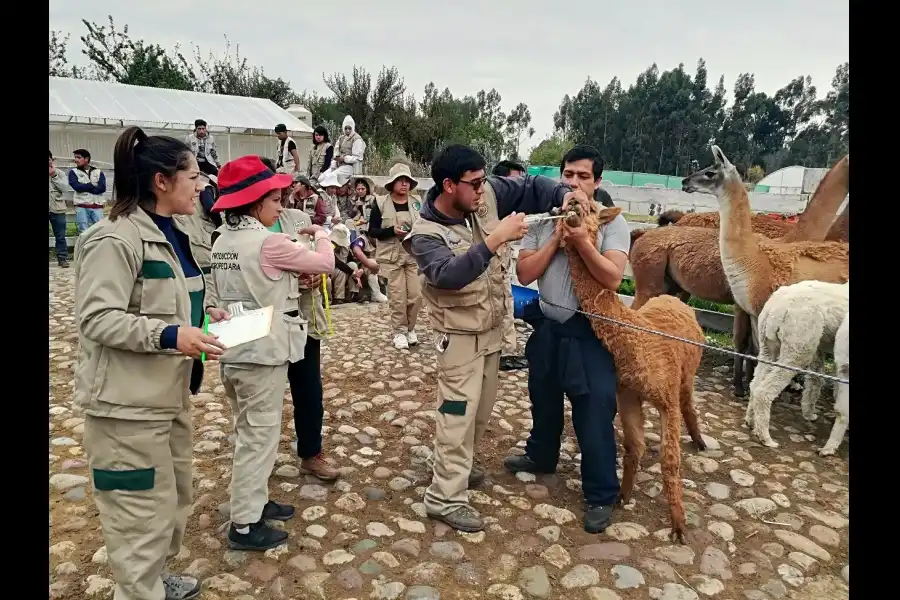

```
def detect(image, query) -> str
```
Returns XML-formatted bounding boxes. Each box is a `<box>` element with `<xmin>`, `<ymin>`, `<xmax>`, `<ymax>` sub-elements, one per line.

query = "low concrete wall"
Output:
<box><xmin>364</xmin><ymin>176</ymin><xmax>808</xmax><ymax>216</ymax></box>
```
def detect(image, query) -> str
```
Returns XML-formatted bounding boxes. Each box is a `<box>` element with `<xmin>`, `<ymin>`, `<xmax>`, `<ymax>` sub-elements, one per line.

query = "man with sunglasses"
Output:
<box><xmin>403</xmin><ymin>144</ymin><xmax>582</xmax><ymax>533</ymax></box>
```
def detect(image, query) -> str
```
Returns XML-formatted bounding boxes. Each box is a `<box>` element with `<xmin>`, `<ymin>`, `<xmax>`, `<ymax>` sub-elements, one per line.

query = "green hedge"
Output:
<box><xmin>617</xmin><ymin>278</ymin><xmax>734</xmax><ymax>315</ymax></box>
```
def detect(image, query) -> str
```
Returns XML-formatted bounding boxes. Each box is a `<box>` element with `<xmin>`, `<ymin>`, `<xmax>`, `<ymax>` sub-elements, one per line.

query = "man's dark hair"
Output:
<box><xmin>561</xmin><ymin>145</ymin><xmax>604</xmax><ymax>181</ymax></box>
<box><xmin>431</xmin><ymin>144</ymin><xmax>486</xmax><ymax>188</ymax></box>
<box><xmin>73</xmin><ymin>149</ymin><xmax>91</xmax><ymax>161</ymax></box>
<box><xmin>492</xmin><ymin>159</ymin><xmax>526</xmax><ymax>177</ymax></box>
<box><xmin>194</xmin><ymin>119</ymin><xmax>207</xmax><ymax>128</ymax></box>
<box><xmin>274</xmin><ymin>123</ymin><xmax>287</xmax><ymax>133</ymax></box>
<box><xmin>258</xmin><ymin>156</ymin><xmax>277</xmax><ymax>173</ymax></box>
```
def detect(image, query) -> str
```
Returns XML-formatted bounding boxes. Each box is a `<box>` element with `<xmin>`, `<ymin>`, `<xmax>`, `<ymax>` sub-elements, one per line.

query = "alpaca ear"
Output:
<box><xmin>711</xmin><ymin>145</ymin><xmax>732</xmax><ymax>169</ymax></box>
<box><xmin>596</xmin><ymin>207</ymin><xmax>622</xmax><ymax>224</ymax></box>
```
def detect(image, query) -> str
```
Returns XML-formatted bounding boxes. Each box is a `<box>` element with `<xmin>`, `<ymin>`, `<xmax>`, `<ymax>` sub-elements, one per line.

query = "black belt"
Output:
<box><xmin>285</xmin><ymin>310</ymin><xmax>300</xmax><ymax>317</ymax></box>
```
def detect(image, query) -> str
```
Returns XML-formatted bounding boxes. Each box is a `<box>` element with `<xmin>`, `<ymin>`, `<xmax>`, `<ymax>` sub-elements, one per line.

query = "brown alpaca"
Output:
<box><xmin>682</xmin><ymin>146</ymin><xmax>849</xmax><ymax>320</ymax></box>
<box><xmin>825</xmin><ymin>204</ymin><xmax>849</xmax><ymax>242</ymax></box>
<box><xmin>628</xmin><ymin>155</ymin><xmax>849</xmax><ymax>396</ymax></box>
<box><xmin>665</xmin><ymin>210</ymin><xmax>796</xmax><ymax>239</ymax></box>
<box><xmin>558</xmin><ymin>198</ymin><xmax>706</xmax><ymax>544</ymax></box>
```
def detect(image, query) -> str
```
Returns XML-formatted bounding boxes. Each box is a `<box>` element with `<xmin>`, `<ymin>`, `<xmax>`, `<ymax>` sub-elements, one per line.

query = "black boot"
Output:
<box><xmin>583</xmin><ymin>504</ymin><xmax>614</xmax><ymax>534</ymax></box>
<box><xmin>503</xmin><ymin>454</ymin><xmax>556</xmax><ymax>475</ymax></box>
<box><xmin>227</xmin><ymin>521</ymin><xmax>288</xmax><ymax>551</ymax></box>
<box><xmin>261</xmin><ymin>500</ymin><xmax>295</xmax><ymax>521</ymax></box>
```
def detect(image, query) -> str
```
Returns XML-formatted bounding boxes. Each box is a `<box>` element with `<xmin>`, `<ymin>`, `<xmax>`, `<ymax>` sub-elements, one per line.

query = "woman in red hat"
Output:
<box><xmin>208</xmin><ymin>155</ymin><xmax>335</xmax><ymax>551</ymax></box>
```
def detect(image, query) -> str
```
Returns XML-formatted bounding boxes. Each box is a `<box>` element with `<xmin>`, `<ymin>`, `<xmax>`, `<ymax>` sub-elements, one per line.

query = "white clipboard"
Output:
<box><xmin>208</xmin><ymin>305</ymin><xmax>274</xmax><ymax>348</ymax></box>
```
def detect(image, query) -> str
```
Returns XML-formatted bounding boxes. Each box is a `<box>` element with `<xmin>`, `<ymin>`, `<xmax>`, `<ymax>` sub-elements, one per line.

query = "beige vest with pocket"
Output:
<box><xmin>278</xmin><ymin>209</ymin><xmax>330</xmax><ymax>340</ymax></box>
<box><xmin>278</xmin><ymin>136</ymin><xmax>297</xmax><ymax>172</ymax></box>
<box><xmin>211</xmin><ymin>223</ymin><xmax>307</xmax><ymax>365</ymax></box>
<box><xmin>308</xmin><ymin>142</ymin><xmax>332</xmax><ymax>179</ymax></box>
<box><xmin>72</xmin><ymin>166</ymin><xmax>105</xmax><ymax>206</ymax></box>
<box><xmin>408</xmin><ymin>182</ymin><xmax>506</xmax><ymax>334</ymax></box>
<box><xmin>374</xmin><ymin>194</ymin><xmax>421</xmax><ymax>263</ymax></box>
<box><xmin>73</xmin><ymin>208</ymin><xmax>195</xmax><ymax>419</ymax></box>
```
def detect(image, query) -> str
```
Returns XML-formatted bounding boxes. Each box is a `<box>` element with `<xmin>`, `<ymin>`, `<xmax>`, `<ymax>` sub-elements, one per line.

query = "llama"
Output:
<box><xmin>820</xmin><ymin>312</ymin><xmax>849</xmax><ymax>456</ymax></box>
<box><xmin>744</xmin><ymin>281</ymin><xmax>849</xmax><ymax>449</ymax></box>
<box><xmin>627</xmin><ymin>155</ymin><xmax>848</xmax><ymax>397</ymax></box>
<box><xmin>558</xmin><ymin>197</ymin><xmax>706</xmax><ymax>544</ymax></box>
<box><xmin>682</xmin><ymin>146</ymin><xmax>849</xmax><ymax>322</ymax></box>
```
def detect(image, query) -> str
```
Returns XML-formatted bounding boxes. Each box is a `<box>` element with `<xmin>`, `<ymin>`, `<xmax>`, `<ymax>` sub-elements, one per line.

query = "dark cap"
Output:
<box><xmin>293</xmin><ymin>173</ymin><xmax>312</xmax><ymax>186</ymax></box>
<box><xmin>274</xmin><ymin>124</ymin><xmax>287</xmax><ymax>133</ymax></box>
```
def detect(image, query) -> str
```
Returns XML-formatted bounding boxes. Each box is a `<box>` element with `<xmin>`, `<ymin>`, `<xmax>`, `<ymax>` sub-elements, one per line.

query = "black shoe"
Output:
<box><xmin>468</xmin><ymin>466</ymin><xmax>485</xmax><ymax>488</ymax></box>
<box><xmin>227</xmin><ymin>521</ymin><xmax>288</xmax><ymax>551</ymax></box>
<box><xmin>499</xmin><ymin>355</ymin><xmax>529</xmax><ymax>371</ymax></box>
<box><xmin>503</xmin><ymin>454</ymin><xmax>556</xmax><ymax>475</ymax></box>
<box><xmin>262</xmin><ymin>500</ymin><xmax>295</xmax><ymax>521</ymax></box>
<box><xmin>58</xmin><ymin>260</ymin><xmax>70</xmax><ymax>268</ymax></box>
<box><xmin>584</xmin><ymin>504</ymin><xmax>614</xmax><ymax>534</ymax></box>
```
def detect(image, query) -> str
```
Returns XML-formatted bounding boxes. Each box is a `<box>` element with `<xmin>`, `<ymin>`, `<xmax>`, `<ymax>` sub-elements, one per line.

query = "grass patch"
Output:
<box><xmin>49</xmin><ymin>223</ymin><xmax>78</xmax><ymax>237</ymax></box>
<box><xmin>616</xmin><ymin>278</ymin><xmax>734</xmax><ymax>314</ymax></box>
<box><xmin>703</xmin><ymin>329</ymin><xmax>734</xmax><ymax>349</ymax></box>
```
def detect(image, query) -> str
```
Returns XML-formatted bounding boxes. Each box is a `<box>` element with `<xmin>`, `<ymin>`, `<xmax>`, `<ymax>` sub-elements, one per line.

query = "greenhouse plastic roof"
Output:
<box><xmin>49</xmin><ymin>76</ymin><xmax>313</xmax><ymax>133</ymax></box>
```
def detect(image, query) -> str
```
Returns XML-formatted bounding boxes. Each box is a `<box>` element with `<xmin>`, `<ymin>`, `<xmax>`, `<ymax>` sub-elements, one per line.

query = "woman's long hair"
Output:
<box><xmin>313</xmin><ymin>125</ymin><xmax>330</xmax><ymax>144</ymax></box>
<box><xmin>110</xmin><ymin>126</ymin><xmax>193</xmax><ymax>220</ymax></box>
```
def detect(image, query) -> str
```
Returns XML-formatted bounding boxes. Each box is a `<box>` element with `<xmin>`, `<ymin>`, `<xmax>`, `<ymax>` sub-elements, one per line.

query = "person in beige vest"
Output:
<box><xmin>273</xmin><ymin>124</ymin><xmax>301</xmax><ymax>174</ymax></box>
<box><xmin>328</xmin><ymin>223</ymin><xmax>357</xmax><ymax>303</ymax></box>
<box><xmin>369</xmin><ymin>162</ymin><xmax>424</xmax><ymax>349</ymax></box>
<box><xmin>491</xmin><ymin>160</ymin><xmax>528</xmax><ymax>370</ymax></box>
<box><xmin>404</xmin><ymin>144</ymin><xmax>577</xmax><ymax>532</ymax></box>
<box><xmin>209</xmin><ymin>155</ymin><xmax>335</xmax><ymax>551</ymax></box>
<box><xmin>321</xmin><ymin>115</ymin><xmax>365</xmax><ymax>179</ymax></box>
<box><xmin>351</xmin><ymin>175</ymin><xmax>376</xmax><ymax>231</ymax></box>
<box><xmin>307</xmin><ymin>125</ymin><xmax>334</xmax><ymax>180</ymax></box>
<box><xmin>49</xmin><ymin>150</ymin><xmax>70</xmax><ymax>267</ymax></box>
<box><xmin>74</xmin><ymin>126</ymin><xmax>229</xmax><ymax>600</ymax></box>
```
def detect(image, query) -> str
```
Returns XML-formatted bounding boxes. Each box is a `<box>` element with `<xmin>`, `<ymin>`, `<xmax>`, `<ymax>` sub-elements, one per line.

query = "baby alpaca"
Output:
<box><xmin>746</xmin><ymin>280</ymin><xmax>849</xmax><ymax>448</ymax></box>
<box><xmin>819</xmin><ymin>312</ymin><xmax>849</xmax><ymax>456</ymax></box>
<box><xmin>559</xmin><ymin>196</ymin><xmax>706</xmax><ymax>544</ymax></box>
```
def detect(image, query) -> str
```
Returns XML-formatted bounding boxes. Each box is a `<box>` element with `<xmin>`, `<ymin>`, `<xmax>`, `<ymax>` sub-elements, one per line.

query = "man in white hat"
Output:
<box><xmin>321</xmin><ymin>115</ymin><xmax>366</xmax><ymax>179</ymax></box>
<box><xmin>368</xmin><ymin>162</ymin><xmax>424</xmax><ymax>349</ymax></box>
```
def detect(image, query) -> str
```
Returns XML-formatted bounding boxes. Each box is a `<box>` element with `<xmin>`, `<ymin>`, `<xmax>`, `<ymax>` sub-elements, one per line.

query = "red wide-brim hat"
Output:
<box><xmin>211</xmin><ymin>155</ymin><xmax>294</xmax><ymax>212</ymax></box>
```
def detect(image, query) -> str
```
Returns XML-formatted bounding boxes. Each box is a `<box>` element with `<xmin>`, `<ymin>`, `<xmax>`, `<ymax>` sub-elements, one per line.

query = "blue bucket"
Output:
<box><xmin>511</xmin><ymin>284</ymin><xmax>540</xmax><ymax>319</ymax></box>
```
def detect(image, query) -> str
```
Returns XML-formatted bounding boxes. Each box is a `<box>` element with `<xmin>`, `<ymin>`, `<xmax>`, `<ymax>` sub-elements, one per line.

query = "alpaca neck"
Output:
<box><xmin>582</xmin><ymin>290</ymin><xmax>644</xmax><ymax>359</ymax></box>
<box><xmin>717</xmin><ymin>178</ymin><xmax>766</xmax><ymax>313</ymax></box>
<box><xmin>790</xmin><ymin>157</ymin><xmax>849</xmax><ymax>242</ymax></box>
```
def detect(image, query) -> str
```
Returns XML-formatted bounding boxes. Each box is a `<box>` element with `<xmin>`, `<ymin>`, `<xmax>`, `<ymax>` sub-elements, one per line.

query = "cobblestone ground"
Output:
<box><xmin>49</xmin><ymin>266</ymin><xmax>849</xmax><ymax>600</ymax></box>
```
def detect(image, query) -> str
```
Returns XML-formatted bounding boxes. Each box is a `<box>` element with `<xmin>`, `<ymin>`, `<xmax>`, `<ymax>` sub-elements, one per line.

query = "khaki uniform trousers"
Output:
<box><xmin>222</xmin><ymin>362</ymin><xmax>289</xmax><ymax>525</ymax></box>
<box><xmin>424</xmin><ymin>327</ymin><xmax>502</xmax><ymax>516</ymax></box>
<box><xmin>331</xmin><ymin>246</ymin><xmax>351</xmax><ymax>300</ymax></box>
<box><xmin>383</xmin><ymin>252</ymin><xmax>423</xmax><ymax>333</ymax></box>
<box><xmin>83</xmin><ymin>410</ymin><xmax>193</xmax><ymax>600</ymax></box>
<box><xmin>501</xmin><ymin>269</ymin><xmax>517</xmax><ymax>355</ymax></box>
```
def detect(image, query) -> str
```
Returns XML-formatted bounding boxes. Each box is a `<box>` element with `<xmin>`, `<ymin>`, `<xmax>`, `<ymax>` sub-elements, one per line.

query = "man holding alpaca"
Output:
<box><xmin>504</xmin><ymin>145</ymin><xmax>631</xmax><ymax>533</ymax></box>
<box><xmin>404</xmin><ymin>144</ymin><xmax>578</xmax><ymax>533</ymax></box>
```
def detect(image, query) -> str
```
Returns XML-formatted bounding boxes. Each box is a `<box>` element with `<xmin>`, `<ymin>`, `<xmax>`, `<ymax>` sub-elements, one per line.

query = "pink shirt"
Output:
<box><xmin>260</xmin><ymin>231</ymin><xmax>335</xmax><ymax>280</ymax></box>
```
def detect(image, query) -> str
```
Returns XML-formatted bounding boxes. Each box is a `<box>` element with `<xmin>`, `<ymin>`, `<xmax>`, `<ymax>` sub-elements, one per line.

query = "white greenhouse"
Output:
<box><xmin>49</xmin><ymin>76</ymin><xmax>314</xmax><ymax>170</ymax></box>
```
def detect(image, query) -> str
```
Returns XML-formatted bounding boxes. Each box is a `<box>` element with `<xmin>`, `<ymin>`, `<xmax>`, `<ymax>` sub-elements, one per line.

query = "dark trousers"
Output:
<box><xmin>198</xmin><ymin>160</ymin><xmax>219</xmax><ymax>177</ymax></box>
<box><xmin>49</xmin><ymin>212</ymin><xmax>68</xmax><ymax>262</ymax></box>
<box><xmin>289</xmin><ymin>336</ymin><xmax>323</xmax><ymax>459</ymax></box>
<box><xmin>524</xmin><ymin>313</ymin><xmax>620</xmax><ymax>506</ymax></box>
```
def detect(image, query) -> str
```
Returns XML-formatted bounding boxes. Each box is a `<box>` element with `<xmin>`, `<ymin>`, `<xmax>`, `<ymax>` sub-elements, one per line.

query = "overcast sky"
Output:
<box><xmin>50</xmin><ymin>0</ymin><xmax>848</xmax><ymax>154</ymax></box>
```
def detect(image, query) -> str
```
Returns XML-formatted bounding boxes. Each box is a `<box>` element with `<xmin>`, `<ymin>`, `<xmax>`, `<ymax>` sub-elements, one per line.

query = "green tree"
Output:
<box><xmin>78</xmin><ymin>16</ymin><xmax>198</xmax><ymax>90</ymax></box>
<box><xmin>528</xmin><ymin>133</ymin><xmax>573</xmax><ymax>167</ymax></box>
<box><xmin>193</xmin><ymin>39</ymin><xmax>300</xmax><ymax>107</ymax></box>
<box><xmin>504</xmin><ymin>102</ymin><xmax>535</xmax><ymax>160</ymax></box>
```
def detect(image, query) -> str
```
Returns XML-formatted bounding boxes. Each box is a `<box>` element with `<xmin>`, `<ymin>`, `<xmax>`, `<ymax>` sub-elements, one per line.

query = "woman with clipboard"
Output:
<box><xmin>73</xmin><ymin>126</ymin><xmax>229</xmax><ymax>600</ymax></box>
<box><xmin>209</xmin><ymin>155</ymin><xmax>335</xmax><ymax>551</ymax></box>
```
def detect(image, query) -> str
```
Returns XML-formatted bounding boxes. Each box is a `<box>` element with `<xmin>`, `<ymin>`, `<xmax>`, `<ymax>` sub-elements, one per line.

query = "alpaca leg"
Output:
<box><xmin>820</xmin><ymin>377</ymin><xmax>849</xmax><ymax>456</ymax></box>
<box><xmin>617</xmin><ymin>391</ymin><xmax>645</xmax><ymax>505</ymax></box>
<box><xmin>745</xmin><ymin>330</ymin><xmax>759</xmax><ymax>389</ymax></box>
<box><xmin>732</xmin><ymin>308</ymin><xmax>751</xmax><ymax>397</ymax></box>
<box><xmin>747</xmin><ymin>363</ymin><xmax>797</xmax><ymax>449</ymax></box>
<box><xmin>800</xmin><ymin>353</ymin><xmax>826</xmax><ymax>421</ymax></box>
<box><xmin>660</xmin><ymin>404</ymin><xmax>688</xmax><ymax>544</ymax></box>
<box><xmin>680</xmin><ymin>375</ymin><xmax>706</xmax><ymax>451</ymax></box>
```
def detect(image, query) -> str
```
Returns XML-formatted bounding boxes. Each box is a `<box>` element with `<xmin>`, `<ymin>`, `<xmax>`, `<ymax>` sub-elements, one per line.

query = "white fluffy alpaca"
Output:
<box><xmin>819</xmin><ymin>312</ymin><xmax>849</xmax><ymax>456</ymax></box>
<box><xmin>745</xmin><ymin>280</ymin><xmax>849</xmax><ymax>449</ymax></box>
